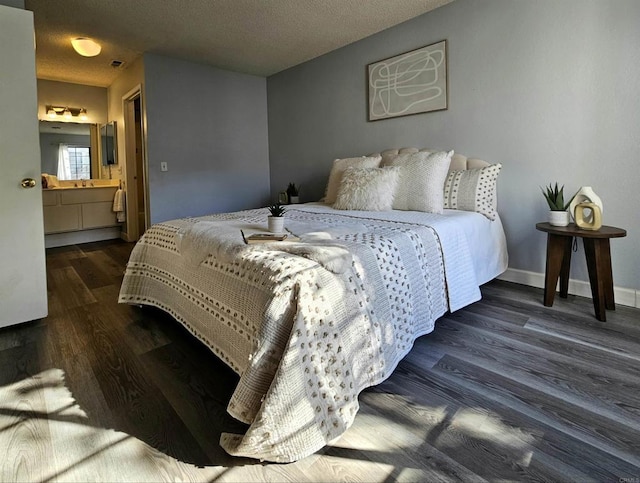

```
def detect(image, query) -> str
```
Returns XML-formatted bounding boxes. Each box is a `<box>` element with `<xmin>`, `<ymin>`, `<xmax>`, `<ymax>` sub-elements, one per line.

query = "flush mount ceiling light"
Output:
<box><xmin>71</xmin><ymin>37</ymin><xmax>101</xmax><ymax>57</ymax></box>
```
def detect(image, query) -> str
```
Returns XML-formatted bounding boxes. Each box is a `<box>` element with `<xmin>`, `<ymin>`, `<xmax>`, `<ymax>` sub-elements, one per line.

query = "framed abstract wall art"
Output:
<box><xmin>368</xmin><ymin>40</ymin><xmax>448</xmax><ymax>121</ymax></box>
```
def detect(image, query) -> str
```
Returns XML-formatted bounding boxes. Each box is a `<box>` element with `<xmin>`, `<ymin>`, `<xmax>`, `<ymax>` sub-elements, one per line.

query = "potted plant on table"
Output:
<box><xmin>541</xmin><ymin>183</ymin><xmax>574</xmax><ymax>227</ymax></box>
<box><xmin>286</xmin><ymin>183</ymin><xmax>300</xmax><ymax>204</ymax></box>
<box><xmin>267</xmin><ymin>203</ymin><xmax>286</xmax><ymax>233</ymax></box>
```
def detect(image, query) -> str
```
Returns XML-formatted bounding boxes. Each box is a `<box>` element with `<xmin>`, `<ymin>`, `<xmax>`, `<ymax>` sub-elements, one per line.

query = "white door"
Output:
<box><xmin>0</xmin><ymin>6</ymin><xmax>48</xmax><ymax>327</ymax></box>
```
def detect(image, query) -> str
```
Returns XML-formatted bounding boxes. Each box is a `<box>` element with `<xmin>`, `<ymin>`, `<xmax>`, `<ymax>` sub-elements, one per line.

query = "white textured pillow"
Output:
<box><xmin>387</xmin><ymin>150</ymin><xmax>453</xmax><ymax>213</ymax></box>
<box><xmin>444</xmin><ymin>163</ymin><xmax>502</xmax><ymax>220</ymax></box>
<box><xmin>324</xmin><ymin>155</ymin><xmax>382</xmax><ymax>204</ymax></box>
<box><xmin>333</xmin><ymin>166</ymin><xmax>399</xmax><ymax>211</ymax></box>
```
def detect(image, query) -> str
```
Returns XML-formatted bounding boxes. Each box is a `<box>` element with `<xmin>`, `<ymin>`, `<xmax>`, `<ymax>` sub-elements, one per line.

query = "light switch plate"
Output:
<box><xmin>160</xmin><ymin>162</ymin><xmax>168</xmax><ymax>172</ymax></box>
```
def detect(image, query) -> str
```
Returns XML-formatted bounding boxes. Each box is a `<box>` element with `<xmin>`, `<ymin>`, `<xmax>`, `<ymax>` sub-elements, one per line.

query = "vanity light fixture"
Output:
<box><xmin>71</xmin><ymin>37</ymin><xmax>101</xmax><ymax>57</ymax></box>
<box><xmin>45</xmin><ymin>105</ymin><xmax>89</xmax><ymax>120</ymax></box>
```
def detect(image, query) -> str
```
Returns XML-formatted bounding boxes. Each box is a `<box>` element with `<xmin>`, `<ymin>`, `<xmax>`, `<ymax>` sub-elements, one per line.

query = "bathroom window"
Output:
<box><xmin>57</xmin><ymin>144</ymin><xmax>91</xmax><ymax>180</ymax></box>
<box><xmin>68</xmin><ymin>146</ymin><xmax>91</xmax><ymax>179</ymax></box>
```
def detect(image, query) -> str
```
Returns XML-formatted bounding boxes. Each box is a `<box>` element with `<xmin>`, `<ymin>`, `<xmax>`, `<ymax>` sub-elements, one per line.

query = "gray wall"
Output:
<box><xmin>0</xmin><ymin>0</ymin><xmax>24</xmax><ymax>8</ymax></box>
<box><xmin>144</xmin><ymin>53</ymin><xmax>270</xmax><ymax>224</ymax></box>
<box><xmin>267</xmin><ymin>0</ymin><xmax>640</xmax><ymax>291</ymax></box>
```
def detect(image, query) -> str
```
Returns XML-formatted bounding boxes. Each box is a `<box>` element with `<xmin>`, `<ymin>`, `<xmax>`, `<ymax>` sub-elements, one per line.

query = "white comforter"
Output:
<box><xmin>119</xmin><ymin>204</ymin><xmax>505</xmax><ymax>462</ymax></box>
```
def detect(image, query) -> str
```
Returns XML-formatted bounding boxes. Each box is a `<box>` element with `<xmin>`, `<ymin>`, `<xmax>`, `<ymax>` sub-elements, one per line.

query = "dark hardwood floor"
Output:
<box><xmin>0</xmin><ymin>239</ymin><xmax>638</xmax><ymax>482</ymax></box>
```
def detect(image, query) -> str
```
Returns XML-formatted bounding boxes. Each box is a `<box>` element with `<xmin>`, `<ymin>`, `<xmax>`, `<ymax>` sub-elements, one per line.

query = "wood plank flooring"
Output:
<box><xmin>0</xmin><ymin>239</ymin><xmax>638</xmax><ymax>482</ymax></box>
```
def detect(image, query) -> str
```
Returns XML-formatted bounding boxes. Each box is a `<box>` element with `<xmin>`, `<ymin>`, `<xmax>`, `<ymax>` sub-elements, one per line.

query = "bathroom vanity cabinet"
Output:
<box><xmin>42</xmin><ymin>186</ymin><xmax>121</xmax><ymax>247</ymax></box>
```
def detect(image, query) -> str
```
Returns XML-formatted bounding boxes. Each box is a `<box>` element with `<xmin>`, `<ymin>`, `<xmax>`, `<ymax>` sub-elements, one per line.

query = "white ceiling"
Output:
<box><xmin>25</xmin><ymin>0</ymin><xmax>452</xmax><ymax>87</ymax></box>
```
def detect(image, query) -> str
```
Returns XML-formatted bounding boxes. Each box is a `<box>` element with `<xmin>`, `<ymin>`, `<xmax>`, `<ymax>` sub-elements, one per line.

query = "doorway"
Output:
<box><xmin>123</xmin><ymin>87</ymin><xmax>148</xmax><ymax>241</ymax></box>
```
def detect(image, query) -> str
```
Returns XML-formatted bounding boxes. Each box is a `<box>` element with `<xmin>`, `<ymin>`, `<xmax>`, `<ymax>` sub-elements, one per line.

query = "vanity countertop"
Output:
<box><xmin>43</xmin><ymin>183</ymin><xmax>121</xmax><ymax>208</ymax></box>
<box><xmin>44</xmin><ymin>185</ymin><xmax>118</xmax><ymax>190</ymax></box>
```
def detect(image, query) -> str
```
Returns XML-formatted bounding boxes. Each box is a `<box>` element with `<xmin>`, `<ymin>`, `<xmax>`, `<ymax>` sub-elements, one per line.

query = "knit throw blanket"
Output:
<box><xmin>118</xmin><ymin>204</ymin><xmax>480</xmax><ymax>462</ymax></box>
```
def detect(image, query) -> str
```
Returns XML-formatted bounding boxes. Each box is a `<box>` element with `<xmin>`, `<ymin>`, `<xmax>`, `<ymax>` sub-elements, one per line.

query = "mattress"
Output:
<box><xmin>118</xmin><ymin>203</ymin><xmax>508</xmax><ymax>462</ymax></box>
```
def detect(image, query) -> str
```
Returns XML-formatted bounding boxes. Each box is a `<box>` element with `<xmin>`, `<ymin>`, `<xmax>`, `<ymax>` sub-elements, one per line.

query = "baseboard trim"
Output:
<box><xmin>497</xmin><ymin>268</ymin><xmax>638</xmax><ymax>309</ymax></box>
<box><xmin>45</xmin><ymin>227</ymin><xmax>121</xmax><ymax>249</ymax></box>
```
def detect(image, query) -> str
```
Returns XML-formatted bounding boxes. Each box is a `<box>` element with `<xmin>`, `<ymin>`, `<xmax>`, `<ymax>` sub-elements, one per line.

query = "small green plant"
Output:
<box><xmin>541</xmin><ymin>183</ymin><xmax>575</xmax><ymax>211</ymax></box>
<box><xmin>268</xmin><ymin>203</ymin><xmax>286</xmax><ymax>217</ymax></box>
<box><xmin>286</xmin><ymin>182</ymin><xmax>299</xmax><ymax>197</ymax></box>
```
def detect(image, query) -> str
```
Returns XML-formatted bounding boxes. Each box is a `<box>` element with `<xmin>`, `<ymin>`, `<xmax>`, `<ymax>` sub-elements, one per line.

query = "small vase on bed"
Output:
<box><xmin>267</xmin><ymin>203</ymin><xmax>286</xmax><ymax>233</ymax></box>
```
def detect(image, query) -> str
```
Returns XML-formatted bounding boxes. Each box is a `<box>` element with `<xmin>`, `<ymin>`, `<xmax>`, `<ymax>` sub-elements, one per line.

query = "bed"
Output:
<box><xmin>118</xmin><ymin>148</ymin><xmax>508</xmax><ymax>462</ymax></box>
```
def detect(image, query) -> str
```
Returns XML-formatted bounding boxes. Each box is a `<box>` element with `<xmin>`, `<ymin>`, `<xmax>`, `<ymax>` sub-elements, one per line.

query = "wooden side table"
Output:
<box><xmin>536</xmin><ymin>222</ymin><xmax>626</xmax><ymax>321</ymax></box>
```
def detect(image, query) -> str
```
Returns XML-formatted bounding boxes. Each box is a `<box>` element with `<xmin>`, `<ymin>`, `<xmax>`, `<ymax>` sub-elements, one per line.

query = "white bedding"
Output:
<box><xmin>118</xmin><ymin>203</ymin><xmax>507</xmax><ymax>462</ymax></box>
<box><xmin>294</xmin><ymin>203</ymin><xmax>508</xmax><ymax>308</ymax></box>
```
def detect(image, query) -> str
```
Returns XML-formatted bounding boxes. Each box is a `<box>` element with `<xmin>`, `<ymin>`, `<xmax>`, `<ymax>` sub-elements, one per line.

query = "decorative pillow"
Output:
<box><xmin>333</xmin><ymin>166</ymin><xmax>399</xmax><ymax>211</ymax></box>
<box><xmin>379</xmin><ymin>148</ymin><xmax>431</xmax><ymax>167</ymax></box>
<box><xmin>323</xmin><ymin>155</ymin><xmax>382</xmax><ymax>204</ymax></box>
<box><xmin>386</xmin><ymin>150</ymin><xmax>453</xmax><ymax>213</ymax></box>
<box><xmin>444</xmin><ymin>163</ymin><xmax>502</xmax><ymax>220</ymax></box>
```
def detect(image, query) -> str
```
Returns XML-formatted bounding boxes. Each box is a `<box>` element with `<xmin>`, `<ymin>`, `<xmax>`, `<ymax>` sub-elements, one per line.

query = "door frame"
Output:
<box><xmin>122</xmin><ymin>85</ymin><xmax>149</xmax><ymax>241</ymax></box>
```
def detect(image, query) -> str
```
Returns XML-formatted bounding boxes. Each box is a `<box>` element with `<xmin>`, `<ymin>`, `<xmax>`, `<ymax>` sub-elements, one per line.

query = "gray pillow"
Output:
<box><xmin>444</xmin><ymin>163</ymin><xmax>502</xmax><ymax>220</ymax></box>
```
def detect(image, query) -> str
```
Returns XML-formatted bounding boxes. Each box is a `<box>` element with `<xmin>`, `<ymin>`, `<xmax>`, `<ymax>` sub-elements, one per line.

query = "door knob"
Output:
<box><xmin>21</xmin><ymin>178</ymin><xmax>36</xmax><ymax>188</ymax></box>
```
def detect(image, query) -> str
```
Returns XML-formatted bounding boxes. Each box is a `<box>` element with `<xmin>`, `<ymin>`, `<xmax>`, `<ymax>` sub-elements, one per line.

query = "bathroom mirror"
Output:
<box><xmin>100</xmin><ymin>121</ymin><xmax>117</xmax><ymax>166</ymax></box>
<box><xmin>39</xmin><ymin>121</ymin><xmax>99</xmax><ymax>179</ymax></box>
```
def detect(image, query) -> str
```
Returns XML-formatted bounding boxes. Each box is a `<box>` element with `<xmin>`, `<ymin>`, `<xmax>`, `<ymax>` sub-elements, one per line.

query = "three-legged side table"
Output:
<box><xmin>536</xmin><ymin>222</ymin><xmax>626</xmax><ymax>321</ymax></box>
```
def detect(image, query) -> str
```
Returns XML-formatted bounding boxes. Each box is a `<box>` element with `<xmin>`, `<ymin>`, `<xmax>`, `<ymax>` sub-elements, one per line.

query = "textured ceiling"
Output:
<box><xmin>25</xmin><ymin>0</ymin><xmax>452</xmax><ymax>87</ymax></box>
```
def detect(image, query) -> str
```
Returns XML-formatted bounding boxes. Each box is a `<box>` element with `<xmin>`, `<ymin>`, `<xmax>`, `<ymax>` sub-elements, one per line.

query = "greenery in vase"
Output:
<box><xmin>268</xmin><ymin>203</ymin><xmax>286</xmax><ymax>217</ymax></box>
<box><xmin>541</xmin><ymin>183</ymin><xmax>575</xmax><ymax>211</ymax></box>
<box><xmin>286</xmin><ymin>182</ymin><xmax>299</xmax><ymax>197</ymax></box>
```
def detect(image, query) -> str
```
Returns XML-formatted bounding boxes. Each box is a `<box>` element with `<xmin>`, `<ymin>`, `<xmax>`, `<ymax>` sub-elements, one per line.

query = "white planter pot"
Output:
<box><xmin>548</xmin><ymin>210</ymin><xmax>570</xmax><ymax>227</ymax></box>
<box><xmin>288</xmin><ymin>196</ymin><xmax>300</xmax><ymax>204</ymax></box>
<box><xmin>268</xmin><ymin>216</ymin><xmax>285</xmax><ymax>233</ymax></box>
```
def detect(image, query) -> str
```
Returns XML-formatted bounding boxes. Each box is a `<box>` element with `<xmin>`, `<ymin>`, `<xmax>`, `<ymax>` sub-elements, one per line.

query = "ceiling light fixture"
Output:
<box><xmin>45</xmin><ymin>105</ymin><xmax>89</xmax><ymax>120</ymax></box>
<box><xmin>71</xmin><ymin>37</ymin><xmax>101</xmax><ymax>57</ymax></box>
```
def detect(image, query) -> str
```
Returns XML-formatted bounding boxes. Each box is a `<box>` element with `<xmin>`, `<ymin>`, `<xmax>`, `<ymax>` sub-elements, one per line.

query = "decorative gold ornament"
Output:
<box><xmin>574</xmin><ymin>202</ymin><xmax>602</xmax><ymax>230</ymax></box>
